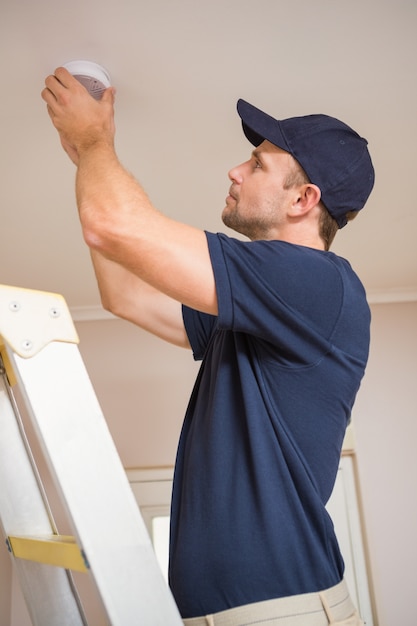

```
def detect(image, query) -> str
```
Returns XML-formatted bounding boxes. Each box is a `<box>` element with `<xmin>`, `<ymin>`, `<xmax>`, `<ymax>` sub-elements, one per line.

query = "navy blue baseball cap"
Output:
<box><xmin>237</xmin><ymin>99</ymin><xmax>374</xmax><ymax>228</ymax></box>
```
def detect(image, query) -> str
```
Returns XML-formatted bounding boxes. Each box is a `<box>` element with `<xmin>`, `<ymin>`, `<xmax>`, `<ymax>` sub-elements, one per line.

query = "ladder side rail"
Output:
<box><xmin>9</xmin><ymin>340</ymin><xmax>183</xmax><ymax>626</ymax></box>
<box><xmin>0</xmin><ymin>363</ymin><xmax>87</xmax><ymax>626</ymax></box>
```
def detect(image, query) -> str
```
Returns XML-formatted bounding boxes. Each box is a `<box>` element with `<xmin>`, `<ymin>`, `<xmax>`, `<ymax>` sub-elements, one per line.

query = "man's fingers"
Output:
<box><xmin>43</xmin><ymin>74</ymin><xmax>64</xmax><ymax>102</ymax></box>
<box><xmin>41</xmin><ymin>67</ymin><xmax>116</xmax><ymax>158</ymax></box>
<box><xmin>41</xmin><ymin>89</ymin><xmax>57</xmax><ymax>119</ymax></box>
<box><xmin>102</xmin><ymin>86</ymin><xmax>116</xmax><ymax>105</ymax></box>
<box><xmin>54</xmin><ymin>66</ymin><xmax>77</xmax><ymax>88</ymax></box>
<box><xmin>43</xmin><ymin>68</ymin><xmax>79</xmax><ymax>100</ymax></box>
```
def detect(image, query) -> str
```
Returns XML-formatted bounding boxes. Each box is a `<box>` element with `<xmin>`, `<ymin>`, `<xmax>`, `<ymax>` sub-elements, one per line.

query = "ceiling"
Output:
<box><xmin>1</xmin><ymin>0</ymin><xmax>416</xmax><ymax>318</ymax></box>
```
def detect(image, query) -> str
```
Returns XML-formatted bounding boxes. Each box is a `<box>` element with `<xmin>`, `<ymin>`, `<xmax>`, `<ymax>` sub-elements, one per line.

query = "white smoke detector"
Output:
<box><xmin>63</xmin><ymin>60</ymin><xmax>111</xmax><ymax>100</ymax></box>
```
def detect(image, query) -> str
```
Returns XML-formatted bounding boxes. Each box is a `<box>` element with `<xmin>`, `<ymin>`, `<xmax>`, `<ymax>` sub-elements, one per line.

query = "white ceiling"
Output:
<box><xmin>1</xmin><ymin>0</ymin><xmax>416</xmax><ymax>316</ymax></box>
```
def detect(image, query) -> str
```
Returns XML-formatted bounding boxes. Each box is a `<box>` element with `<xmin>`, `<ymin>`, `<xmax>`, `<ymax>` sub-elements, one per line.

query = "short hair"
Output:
<box><xmin>318</xmin><ymin>205</ymin><xmax>339</xmax><ymax>251</ymax></box>
<box><xmin>284</xmin><ymin>159</ymin><xmax>357</xmax><ymax>251</ymax></box>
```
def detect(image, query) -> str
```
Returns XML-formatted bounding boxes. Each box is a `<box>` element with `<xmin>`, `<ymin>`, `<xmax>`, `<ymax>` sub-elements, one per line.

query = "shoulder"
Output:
<box><xmin>206</xmin><ymin>232</ymin><xmax>346</xmax><ymax>279</ymax></box>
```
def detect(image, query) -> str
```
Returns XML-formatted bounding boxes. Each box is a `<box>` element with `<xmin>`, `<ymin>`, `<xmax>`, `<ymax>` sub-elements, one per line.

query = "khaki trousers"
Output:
<box><xmin>182</xmin><ymin>579</ymin><xmax>364</xmax><ymax>626</ymax></box>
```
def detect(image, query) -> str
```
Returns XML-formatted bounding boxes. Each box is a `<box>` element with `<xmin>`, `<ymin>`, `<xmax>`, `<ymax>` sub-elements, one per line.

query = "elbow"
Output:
<box><xmin>99</xmin><ymin>291</ymin><xmax>129</xmax><ymax>320</ymax></box>
<box><xmin>83</xmin><ymin>222</ymin><xmax>106</xmax><ymax>254</ymax></box>
<box><xmin>96</xmin><ymin>278</ymin><xmax>121</xmax><ymax>318</ymax></box>
<box><xmin>83</xmin><ymin>220</ymin><xmax>121</xmax><ymax>263</ymax></box>
<box><xmin>79</xmin><ymin>202</ymin><xmax>115</xmax><ymax>253</ymax></box>
<box><xmin>101</xmin><ymin>297</ymin><xmax>116</xmax><ymax>316</ymax></box>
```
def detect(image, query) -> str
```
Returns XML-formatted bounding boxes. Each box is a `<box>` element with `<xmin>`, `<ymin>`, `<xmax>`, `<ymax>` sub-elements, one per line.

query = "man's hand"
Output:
<box><xmin>41</xmin><ymin>67</ymin><xmax>116</xmax><ymax>166</ymax></box>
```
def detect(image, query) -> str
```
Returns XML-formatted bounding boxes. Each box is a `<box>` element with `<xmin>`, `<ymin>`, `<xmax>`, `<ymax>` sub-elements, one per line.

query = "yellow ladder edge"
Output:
<box><xmin>6</xmin><ymin>534</ymin><xmax>89</xmax><ymax>572</ymax></box>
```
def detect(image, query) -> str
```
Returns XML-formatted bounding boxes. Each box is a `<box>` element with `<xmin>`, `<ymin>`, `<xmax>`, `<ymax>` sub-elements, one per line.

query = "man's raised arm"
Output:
<box><xmin>41</xmin><ymin>67</ymin><xmax>217</xmax><ymax>318</ymax></box>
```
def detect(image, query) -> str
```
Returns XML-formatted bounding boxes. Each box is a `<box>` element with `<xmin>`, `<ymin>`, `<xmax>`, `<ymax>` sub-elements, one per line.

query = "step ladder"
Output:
<box><xmin>0</xmin><ymin>284</ymin><xmax>183</xmax><ymax>626</ymax></box>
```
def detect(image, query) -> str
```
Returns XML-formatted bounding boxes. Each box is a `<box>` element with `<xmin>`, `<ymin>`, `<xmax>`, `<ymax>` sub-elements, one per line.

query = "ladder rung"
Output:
<box><xmin>7</xmin><ymin>534</ymin><xmax>88</xmax><ymax>572</ymax></box>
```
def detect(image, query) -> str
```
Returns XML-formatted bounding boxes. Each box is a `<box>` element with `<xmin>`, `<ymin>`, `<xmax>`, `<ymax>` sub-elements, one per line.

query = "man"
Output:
<box><xmin>42</xmin><ymin>68</ymin><xmax>374</xmax><ymax>625</ymax></box>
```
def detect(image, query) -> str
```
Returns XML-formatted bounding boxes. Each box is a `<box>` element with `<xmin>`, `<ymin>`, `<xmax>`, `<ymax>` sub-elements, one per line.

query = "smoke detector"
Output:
<box><xmin>63</xmin><ymin>60</ymin><xmax>111</xmax><ymax>100</ymax></box>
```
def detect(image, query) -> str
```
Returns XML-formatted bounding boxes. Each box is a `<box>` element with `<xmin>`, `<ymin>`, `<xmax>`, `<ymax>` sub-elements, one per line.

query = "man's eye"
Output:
<box><xmin>254</xmin><ymin>160</ymin><xmax>262</xmax><ymax>169</ymax></box>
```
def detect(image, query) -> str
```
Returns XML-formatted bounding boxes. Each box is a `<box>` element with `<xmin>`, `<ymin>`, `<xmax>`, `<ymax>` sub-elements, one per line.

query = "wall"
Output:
<box><xmin>352</xmin><ymin>301</ymin><xmax>417</xmax><ymax>625</ymax></box>
<box><xmin>75</xmin><ymin>317</ymin><xmax>200</xmax><ymax>469</ymax></box>
<box><xmin>0</xmin><ymin>301</ymin><xmax>416</xmax><ymax>625</ymax></box>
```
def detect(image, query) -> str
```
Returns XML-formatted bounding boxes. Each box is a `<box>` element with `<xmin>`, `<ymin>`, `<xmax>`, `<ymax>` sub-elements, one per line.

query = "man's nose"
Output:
<box><xmin>228</xmin><ymin>164</ymin><xmax>243</xmax><ymax>184</ymax></box>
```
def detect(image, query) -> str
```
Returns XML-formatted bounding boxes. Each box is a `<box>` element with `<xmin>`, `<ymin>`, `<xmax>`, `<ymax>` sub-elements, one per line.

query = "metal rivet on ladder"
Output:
<box><xmin>9</xmin><ymin>301</ymin><xmax>21</xmax><ymax>312</ymax></box>
<box><xmin>21</xmin><ymin>340</ymin><xmax>33</xmax><ymax>352</ymax></box>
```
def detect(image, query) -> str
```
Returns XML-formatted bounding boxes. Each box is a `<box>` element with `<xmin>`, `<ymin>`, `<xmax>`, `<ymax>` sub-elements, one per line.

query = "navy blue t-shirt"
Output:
<box><xmin>169</xmin><ymin>233</ymin><xmax>370</xmax><ymax>618</ymax></box>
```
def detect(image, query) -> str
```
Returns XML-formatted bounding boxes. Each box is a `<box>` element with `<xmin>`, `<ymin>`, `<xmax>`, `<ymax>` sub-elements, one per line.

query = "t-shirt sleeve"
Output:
<box><xmin>182</xmin><ymin>305</ymin><xmax>217</xmax><ymax>361</ymax></box>
<box><xmin>183</xmin><ymin>232</ymin><xmax>367</xmax><ymax>366</ymax></box>
<box><xmin>205</xmin><ymin>231</ymin><xmax>347</xmax><ymax>365</ymax></box>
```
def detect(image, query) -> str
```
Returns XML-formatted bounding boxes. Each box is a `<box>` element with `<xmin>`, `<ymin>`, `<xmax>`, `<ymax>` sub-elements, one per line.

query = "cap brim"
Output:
<box><xmin>237</xmin><ymin>99</ymin><xmax>289</xmax><ymax>152</ymax></box>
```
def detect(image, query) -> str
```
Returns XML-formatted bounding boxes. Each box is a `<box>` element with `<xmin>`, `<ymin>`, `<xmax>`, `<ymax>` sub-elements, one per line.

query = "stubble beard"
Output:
<box><xmin>222</xmin><ymin>201</ymin><xmax>278</xmax><ymax>241</ymax></box>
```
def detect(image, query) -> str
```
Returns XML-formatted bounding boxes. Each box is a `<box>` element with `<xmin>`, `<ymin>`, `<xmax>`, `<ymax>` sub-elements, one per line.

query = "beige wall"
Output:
<box><xmin>76</xmin><ymin>317</ymin><xmax>200</xmax><ymax>469</ymax></box>
<box><xmin>351</xmin><ymin>301</ymin><xmax>417</xmax><ymax>625</ymax></box>
<box><xmin>1</xmin><ymin>300</ymin><xmax>416</xmax><ymax>625</ymax></box>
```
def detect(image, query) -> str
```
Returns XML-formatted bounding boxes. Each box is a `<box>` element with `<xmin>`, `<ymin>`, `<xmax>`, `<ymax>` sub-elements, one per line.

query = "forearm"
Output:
<box><xmin>90</xmin><ymin>249</ymin><xmax>190</xmax><ymax>348</ymax></box>
<box><xmin>90</xmin><ymin>247</ymin><xmax>161</xmax><ymax>317</ymax></box>
<box><xmin>75</xmin><ymin>141</ymin><xmax>216</xmax><ymax>313</ymax></box>
<box><xmin>76</xmin><ymin>141</ymin><xmax>158</xmax><ymax>257</ymax></box>
<box><xmin>90</xmin><ymin>248</ymin><xmax>135</xmax><ymax>314</ymax></box>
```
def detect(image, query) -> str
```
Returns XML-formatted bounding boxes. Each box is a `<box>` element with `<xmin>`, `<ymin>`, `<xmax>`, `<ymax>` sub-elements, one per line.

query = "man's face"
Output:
<box><xmin>222</xmin><ymin>140</ymin><xmax>297</xmax><ymax>241</ymax></box>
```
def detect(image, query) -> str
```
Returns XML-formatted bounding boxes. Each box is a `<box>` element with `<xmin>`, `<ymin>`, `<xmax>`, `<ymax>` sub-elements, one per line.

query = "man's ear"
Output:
<box><xmin>289</xmin><ymin>184</ymin><xmax>321</xmax><ymax>218</ymax></box>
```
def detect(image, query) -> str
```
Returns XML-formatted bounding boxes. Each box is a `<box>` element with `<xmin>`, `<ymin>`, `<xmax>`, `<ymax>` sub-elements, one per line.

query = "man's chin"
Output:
<box><xmin>221</xmin><ymin>209</ymin><xmax>234</xmax><ymax>230</ymax></box>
